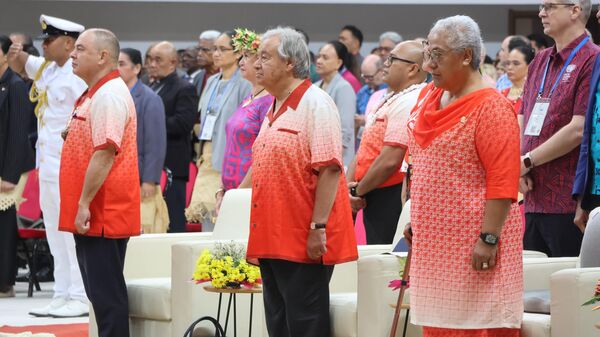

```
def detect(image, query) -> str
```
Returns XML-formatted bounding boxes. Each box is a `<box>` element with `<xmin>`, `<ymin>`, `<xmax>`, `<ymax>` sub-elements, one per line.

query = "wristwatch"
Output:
<box><xmin>523</xmin><ymin>152</ymin><xmax>534</xmax><ymax>169</ymax></box>
<box><xmin>310</xmin><ymin>223</ymin><xmax>326</xmax><ymax>230</ymax></box>
<box><xmin>350</xmin><ymin>185</ymin><xmax>362</xmax><ymax>198</ymax></box>
<box><xmin>480</xmin><ymin>233</ymin><xmax>499</xmax><ymax>246</ymax></box>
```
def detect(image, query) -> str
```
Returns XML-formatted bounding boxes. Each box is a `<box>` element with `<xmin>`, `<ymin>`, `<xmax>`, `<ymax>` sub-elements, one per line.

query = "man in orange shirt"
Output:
<box><xmin>59</xmin><ymin>28</ymin><xmax>139</xmax><ymax>337</ymax></box>
<box><xmin>347</xmin><ymin>41</ymin><xmax>427</xmax><ymax>244</ymax></box>
<box><xmin>242</xmin><ymin>27</ymin><xmax>358</xmax><ymax>337</ymax></box>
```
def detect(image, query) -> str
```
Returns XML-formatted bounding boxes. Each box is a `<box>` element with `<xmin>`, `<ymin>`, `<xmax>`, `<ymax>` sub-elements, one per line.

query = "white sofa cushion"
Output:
<box><xmin>330</xmin><ymin>293</ymin><xmax>358</xmax><ymax>337</ymax></box>
<box><xmin>128</xmin><ymin>277</ymin><xmax>172</xmax><ymax>321</ymax></box>
<box><xmin>523</xmin><ymin>290</ymin><xmax>551</xmax><ymax>314</ymax></box>
<box><xmin>522</xmin><ymin>312</ymin><xmax>550</xmax><ymax>337</ymax></box>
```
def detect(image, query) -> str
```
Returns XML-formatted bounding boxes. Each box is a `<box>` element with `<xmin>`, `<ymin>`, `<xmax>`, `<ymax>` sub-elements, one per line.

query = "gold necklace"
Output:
<box><xmin>508</xmin><ymin>86</ymin><xmax>523</xmax><ymax>99</ymax></box>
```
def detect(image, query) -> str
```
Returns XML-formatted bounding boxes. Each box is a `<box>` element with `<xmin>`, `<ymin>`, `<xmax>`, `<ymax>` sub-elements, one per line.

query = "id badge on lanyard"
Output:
<box><xmin>524</xmin><ymin>98</ymin><xmax>550</xmax><ymax>136</ymax></box>
<box><xmin>524</xmin><ymin>36</ymin><xmax>590</xmax><ymax>137</ymax></box>
<box><xmin>199</xmin><ymin>112</ymin><xmax>217</xmax><ymax>141</ymax></box>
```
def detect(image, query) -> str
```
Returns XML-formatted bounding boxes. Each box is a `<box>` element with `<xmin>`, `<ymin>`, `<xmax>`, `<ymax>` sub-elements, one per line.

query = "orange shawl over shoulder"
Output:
<box><xmin>412</xmin><ymin>83</ymin><xmax>499</xmax><ymax>148</ymax></box>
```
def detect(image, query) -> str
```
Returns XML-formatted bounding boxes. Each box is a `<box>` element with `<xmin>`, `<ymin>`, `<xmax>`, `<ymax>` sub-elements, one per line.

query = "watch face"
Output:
<box><xmin>484</xmin><ymin>234</ymin><xmax>498</xmax><ymax>244</ymax></box>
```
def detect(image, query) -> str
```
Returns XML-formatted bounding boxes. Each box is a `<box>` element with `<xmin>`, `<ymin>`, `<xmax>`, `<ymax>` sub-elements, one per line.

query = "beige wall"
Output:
<box><xmin>1</xmin><ymin>1</ymin><xmax>539</xmax><ymax>56</ymax></box>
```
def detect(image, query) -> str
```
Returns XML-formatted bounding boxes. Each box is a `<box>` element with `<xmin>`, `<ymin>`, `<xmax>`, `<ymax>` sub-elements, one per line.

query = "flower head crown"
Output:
<box><xmin>232</xmin><ymin>28</ymin><xmax>261</xmax><ymax>54</ymax></box>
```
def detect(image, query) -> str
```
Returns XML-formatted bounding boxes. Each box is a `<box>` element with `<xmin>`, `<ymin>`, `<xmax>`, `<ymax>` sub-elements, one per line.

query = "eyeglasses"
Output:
<box><xmin>422</xmin><ymin>40</ymin><xmax>451</xmax><ymax>64</ymax></box>
<box><xmin>539</xmin><ymin>3</ymin><xmax>576</xmax><ymax>13</ymax></box>
<box><xmin>377</xmin><ymin>46</ymin><xmax>393</xmax><ymax>54</ymax></box>
<box><xmin>387</xmin><ymin>55</ymin><xmax>417</xmax><ymax>65</ymax></box>
<box><xmin>43</xmin><ymin>35</ymin><xmax>59</xmax><ymax>44</ymax></box>
<box><xmin>361</xmin><ymin>68</ymin><xmax>382</xmax><ymax>81</ymax></box>
<box><xmin>198</xmin><ymin>47</ymin><xmax>213</xmax><ymax>53</ymax></box>
<box><xmin>212</xmin><ymin>47</ymin><xmax>234</xmax><ymax>53</ymax></box>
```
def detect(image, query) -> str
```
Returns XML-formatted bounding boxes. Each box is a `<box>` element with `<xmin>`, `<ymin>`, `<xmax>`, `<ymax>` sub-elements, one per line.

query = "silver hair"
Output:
<box><xmin>198</xmin><ymin>30</ymin><xmax>221</xmax><ymax>41</ymax></box>
<box><xmin>573</xmin><ymin>0</ymin><xmax>592</xmax><ymax>23</ymax></box>
<box><xmin>430</xmin><ymin>15</ymin><xmax>482</xmax><ymax>71</ymax></box>
<box><xmin>262</xmin><ymin>27</ymin><xmax>310</xmax><ymax>79</ymax></box>
<box><xmin>379</xmin><ymin>31</ymin><xmax>403</xmax><ymax>44</ymax></box>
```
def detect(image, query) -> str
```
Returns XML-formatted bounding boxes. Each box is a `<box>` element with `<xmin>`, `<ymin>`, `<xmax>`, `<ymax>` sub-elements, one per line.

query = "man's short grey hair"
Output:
<box><xmin>199</xmin><ymin>30</ymin><xmax>221</xmax><ymax>41</ymax></box>
<box><xmin>87</xmin><ymin>28</ymin><xmax>120</xmax><ymax>65</ymax></box>
<box><xmin>430</xmin><ymin>15</ymin><xmax>482</xmax><ymax>71</ymax></box>
<box><xmin>573</xmin><ymin>0</ymin><xmax>592</xmax><ymax>24</ymax></box>
<box><xmin>262</xmin><ymin>27</ymin><xmax>310</xmax><ymax>79</ymax></box>
<box><xmin>379</xmin><ymin>31</ymin><xmax>403</xmax><ymax>44</ymax></box>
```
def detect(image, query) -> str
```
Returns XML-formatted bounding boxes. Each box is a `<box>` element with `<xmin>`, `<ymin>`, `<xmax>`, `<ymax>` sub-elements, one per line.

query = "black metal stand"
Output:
<box><xmin>214</xmin><ymin>292</ymin><xmax>255</xmax><ymax>337</ymax></box>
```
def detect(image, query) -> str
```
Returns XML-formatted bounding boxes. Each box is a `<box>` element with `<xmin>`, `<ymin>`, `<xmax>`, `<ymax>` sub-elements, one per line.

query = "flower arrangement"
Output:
<box><xmin>232</xmin><ymin>28</ymin><xmax>261</xmax><ymax>54</ymax></box>
<box><xmin>582</xmin><ymin>278</ymin><xmax>600</xmax><ymax>311</ymax></box>
<box><xmin>192</xmin><ymin>241</ymin><xmax>261</xmax><ymax>289</ymax></box>
<box><xmin>387</xmin><ymin>256</ymin><xmax>407</xmax><ymax>290</ymax></box>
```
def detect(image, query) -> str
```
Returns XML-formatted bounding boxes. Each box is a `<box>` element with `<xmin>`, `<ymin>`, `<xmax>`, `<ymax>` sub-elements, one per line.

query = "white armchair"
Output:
<box><xmin>88</xmin><ymin>189</ymin><xmax>253</xmax><ymax>337</ymax></box>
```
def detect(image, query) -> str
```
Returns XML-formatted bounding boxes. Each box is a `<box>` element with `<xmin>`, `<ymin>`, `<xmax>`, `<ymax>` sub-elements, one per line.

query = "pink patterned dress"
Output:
<box><xmin>406</xmin><ymin>85</ymin><xmax>523</xmax><ymax>336</ymax></box>
<box><xmin>222</xmin><ymin>93</ymin><xmax>273</xmax><ymax>190</ymax></box>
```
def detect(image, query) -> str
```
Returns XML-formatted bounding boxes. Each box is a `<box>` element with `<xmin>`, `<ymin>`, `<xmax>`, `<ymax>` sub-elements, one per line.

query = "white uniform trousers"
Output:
<box><xmin>39</xmin><ymin>180</ymin><xmax>87</xmax><ymax>302</ymax></box>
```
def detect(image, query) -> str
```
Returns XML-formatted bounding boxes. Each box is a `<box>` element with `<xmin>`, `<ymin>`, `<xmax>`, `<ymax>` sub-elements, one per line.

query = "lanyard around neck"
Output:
<box><xmin>207</xmin><ymin>69</ymin><xmax>238</xmax><ymax>114</ymax></box>
<box><xmin>538</xmin><ymin>36</ymin><xmax>589</xmax><ymax>98</ymax></box>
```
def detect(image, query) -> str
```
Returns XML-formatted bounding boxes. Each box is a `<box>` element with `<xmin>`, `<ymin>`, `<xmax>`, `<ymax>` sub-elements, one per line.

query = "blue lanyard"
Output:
<box><xmin>130</xmin><ymin>80</ymin><xmax>139</xmax><ymax>94</ymax></box>
<box><xmin>538</xmin><ymin>36</ymin><xmax>589</xmax><ymax>98</ymax></box>
<box><xmin>207</xmin><ymin>69</ymin><xmax>238</xmax><ymax>114</ymax></box>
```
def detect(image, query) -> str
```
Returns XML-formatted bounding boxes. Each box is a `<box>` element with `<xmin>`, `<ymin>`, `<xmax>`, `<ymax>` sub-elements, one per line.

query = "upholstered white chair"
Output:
<box><xmin>521</xmin><ymin>207</ymin><xmax>600</xmax><ymax>337</ymax></box>
<box><xmin>90</xmin><ymin>188</ymin><xmax>253</xmax><ymax>337</ymax></box>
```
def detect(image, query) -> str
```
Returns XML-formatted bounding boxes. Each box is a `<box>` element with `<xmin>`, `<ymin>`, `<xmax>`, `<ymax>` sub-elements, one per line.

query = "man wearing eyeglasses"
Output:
<box><xmin>194</xmin><ymin>30</ymin><xmax>220</xmax><ymax>97</ymax></box>
<box><xmin>346</xmin><ymin>41</ymin><xmax>427</xmax><ymax>244</ymax></box>
<box><xmin>520</xmin><ymin>0</ymin><xmax>599</xmax><ymax>257</ymax></box>
<box><xmin>355</xmin><ymin>54</ymin><xmax>388</xmax><ymax>147</ymax></box>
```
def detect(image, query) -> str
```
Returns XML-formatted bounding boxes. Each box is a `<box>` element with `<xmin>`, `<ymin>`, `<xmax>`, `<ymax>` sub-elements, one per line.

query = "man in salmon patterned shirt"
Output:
<box><xmin>242</xmin><ymin>27</ymin><xmax>358</xmax><ymax>337</ymax></box>
<box><xmin>347</xmin><ymin>40</ymin><xmax>427</xmax><ymax>244</ymax></box>
<box><xmin>60</xmin><ymin>29</ymin><xmax>139</xmax><ymax>337</ymax></box>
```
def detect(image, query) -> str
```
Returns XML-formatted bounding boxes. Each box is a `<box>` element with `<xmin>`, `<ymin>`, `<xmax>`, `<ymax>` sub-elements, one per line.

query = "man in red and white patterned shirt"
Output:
<box><xmin>61</xmin><ymin>28</ymin><xmax>139</xmax><ymax>337</ymax></box>
<box><xmin>347</xmin><ymin>41</ymin><xmax>427</xmax><ymax>245</ymax></box>
<box><xmin>241</xmin><ymin>27</ymin><xmax>357</xmax><ymax>337</ymax></box>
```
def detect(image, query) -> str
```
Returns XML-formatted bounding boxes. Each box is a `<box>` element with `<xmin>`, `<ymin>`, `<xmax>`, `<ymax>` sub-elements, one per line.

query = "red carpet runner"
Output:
<box><xmin>0</xmin><ymin>323</ymin><xmax>88</xmax><ymax>337</ymax></box>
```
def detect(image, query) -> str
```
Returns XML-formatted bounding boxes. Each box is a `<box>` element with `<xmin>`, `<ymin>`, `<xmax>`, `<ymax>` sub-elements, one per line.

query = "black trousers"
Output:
<box><xmin>524</xmin><ymin>213</ymin><xmax>583</xmax><ymax>257</ymax></box>
<box><xmin>259</xmin><ymin>259</ymin><xmax>334</xmax><ymax>337</ymax></box>
<box><xmin>363</xmin><ymin>183</ymin><xmax>403</xmax><ymax>244</ymax></box>
<box><xmin>165</xmin><ymin>178</ymin><xmax>187</xmax><ymax>233</ymax></box>
<box><xmin>0</xmin><ymin>206</ymin><xmax>17</xmax><ymax>290</ymax></box>
<box><xmin>74</xmin><ymin>235</ymin><xmax>129</xmax><ymax>337</ymax></box>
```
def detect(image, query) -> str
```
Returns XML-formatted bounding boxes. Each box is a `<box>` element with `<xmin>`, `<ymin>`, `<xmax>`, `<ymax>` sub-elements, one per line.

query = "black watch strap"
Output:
<box><xmin>350</xmin><ymin>185</ymin><xmax>362</xmax><ymax>198</ymax></box>
<box><xmin>480</xmin><ymin>232</ymin><xmax>499</xmax><ymax>245</ymax></box>
<box><xmin>310</xmin><ymin>223</ymin><xmax>326</xmax><ymax>230</ymax></box>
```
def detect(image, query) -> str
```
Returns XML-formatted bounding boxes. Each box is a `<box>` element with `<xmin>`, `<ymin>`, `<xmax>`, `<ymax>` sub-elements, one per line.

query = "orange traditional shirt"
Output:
<box><xmin>246</xmin><ymin>80</ymin><xmax>358</xmax><ymax>265</ymax></box>
<box><xmin>354</xmin><ymin>82</ymin><xmax>425</xmax><ymax>187</ymax></box>
<box><xmin>59</xmin><ymin>71</ymin><xmax>140</xmax><ymax>238</ymax></box>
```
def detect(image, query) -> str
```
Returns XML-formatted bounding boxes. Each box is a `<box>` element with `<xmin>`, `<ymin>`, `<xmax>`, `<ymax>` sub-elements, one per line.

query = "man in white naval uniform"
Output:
<box><xmin>8</xmin><ymin>14</ymin><xmax>88</xmax><ymax>317</ymax></box>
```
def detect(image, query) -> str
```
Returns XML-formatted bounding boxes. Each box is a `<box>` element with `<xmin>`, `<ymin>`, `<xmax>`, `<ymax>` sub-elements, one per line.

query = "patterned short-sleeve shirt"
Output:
<box><xmin>246</xmin><ymin>80</ymin><xmax>358</xmax><ymax>265</ymax></box>
<box><xmin>354</xmin><ymin>83</ymin><xmax>424</xmax><ymax>187</ymax></box>
<box><xmin>59</xmin><ymin>71</ymin><xmax>140</xmax><ymax>238</ymax></box>
<box><xmin>520</xmin><ymin>34</ymin><xmax>600</xmax><ymax>214</ymax></box>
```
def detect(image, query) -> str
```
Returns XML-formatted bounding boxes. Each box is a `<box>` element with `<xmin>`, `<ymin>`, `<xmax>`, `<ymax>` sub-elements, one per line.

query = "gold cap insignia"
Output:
<box><xmin>41</xmin><ymin>21</ymin><xmax>47</xmax><ymax>30</ymax></box>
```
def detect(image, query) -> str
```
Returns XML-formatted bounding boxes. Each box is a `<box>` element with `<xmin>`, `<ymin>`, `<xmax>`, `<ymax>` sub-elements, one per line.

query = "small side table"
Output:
<box><xmin>203</xmin><ymin>285</ymin><xmax>262</xmax><ymax>337</ymax></box>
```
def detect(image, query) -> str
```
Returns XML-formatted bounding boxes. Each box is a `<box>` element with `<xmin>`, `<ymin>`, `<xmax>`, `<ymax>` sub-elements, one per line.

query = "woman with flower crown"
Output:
<box><xmin>186</xmin><ymin>30</ymin><xmax>252</xmax><ymax>230</ymax></box>
<box><xmin>215</xmin><ymin>28</ymin><xmax>273</xmax><ymax>214</ymax></box>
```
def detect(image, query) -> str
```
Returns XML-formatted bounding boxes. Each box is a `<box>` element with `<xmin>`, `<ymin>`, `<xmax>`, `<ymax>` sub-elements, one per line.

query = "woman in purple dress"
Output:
<box><xmin>216</xmin><ymin>29</ymin><xmax>273</xmax><ymax>212</ymax></box>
